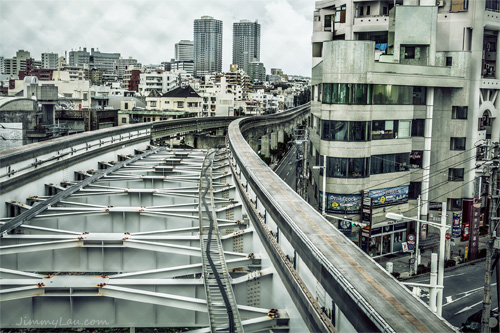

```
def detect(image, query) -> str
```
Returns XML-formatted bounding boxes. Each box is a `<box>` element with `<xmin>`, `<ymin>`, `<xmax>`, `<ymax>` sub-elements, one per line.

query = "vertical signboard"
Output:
<box><xmin>452</xmin><ymin>212</ymin><xmax>462</xmax><ymax>238</ymax></box>
<box><xmin>469</xmin><ymin>204</ymin><xmax>481</xmax><ymax>260</ymax></box>
<box><xmin>360</xmin><ymin>191</ymin><xmax>372</xmax><ymax>253</ymax></box>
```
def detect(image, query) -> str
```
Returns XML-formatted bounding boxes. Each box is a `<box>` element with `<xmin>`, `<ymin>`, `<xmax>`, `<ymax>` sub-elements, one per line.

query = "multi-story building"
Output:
<box><xmin>90</xmin><ymin>48</ymin><xmax>121</xmax><ymax>74</ymax></box>
<box><xmin>2</xmin><ymin>50</ymin><xmax>32</xmax><ymax>76</ymax></box>
<box><xmin>42</xmin><ymin>52</ymin><xmax>59</xmax><ymax>69</ymax></box>
<box><xmin>68</xmin><ymin>48</ymin><xmax>90</xmax><ymax>67</ymax></box>
<box><xmin>122</xmin><ymin>68</ymin><xmax>141</xmax><ymax>92</ymax></box>
<box><xmin>114</xmin><ymin>57</ymin><xmax>139</xmax><ymax>78</ymax></box>
<box><xmin>175</xmin><ymin>40</ymin><xmax>195</xmax><ymax>62</ymax></box>
<box><xmin>193</xmin><ymin>16</ymin><xmax>223</xmax><ymax>77</ymax></box>
<box><xmin>309</xmin><ymin>0</ymin><xmax>500</xmax><ymax>256</ymax></box>
<box><xmin>232</xmin><ymin>20</ymin><xmax>261</xmax><ymax>74</ymax></box>
<box><xmin>138</xmin><ymin>69</ymin><xmax>179</xmax><ymax>96</ymax></box>
<box><xmin>0</xmin><ymin>56</ymin><xmax>4</xmax><ymax>75</ymax></box>
<box><xmin>171</xmin><ymin>60</ymin><xmax>194</xmax><ymax>76</ymax></box>
<box><xmin>248</xmin><ymin>61</ymin><xmax>266</xmax><ymax>82</ymax></box>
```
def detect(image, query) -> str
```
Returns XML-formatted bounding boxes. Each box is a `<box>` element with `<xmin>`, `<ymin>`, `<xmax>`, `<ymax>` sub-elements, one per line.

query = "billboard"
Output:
<box><xmin>320</xmin><ymin>192</ymin><xmax>362</xmax><ymax>214</ymax></box>
<box><xmin>369</xmin><ymin>185</ymin><xmax>409</xmax><ymax>208</ymax></box>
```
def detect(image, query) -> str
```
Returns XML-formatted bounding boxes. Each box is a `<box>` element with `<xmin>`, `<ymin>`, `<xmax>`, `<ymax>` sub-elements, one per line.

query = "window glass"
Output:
<box><xmin>349</xmin><ymin>158</ymin><xmax>365</xmax><ymax>178</ymax></box>
<box><xmin>410</xmin><ymin>150</ymin><xmax>423</xmax><ymax>168</ymax></box>
<box><xmin>450</xmin><ymin>137</ymin><xmax>466</xmax><ymax>150</ymax></box>
<box><xmin>329</xmin><ymin>157</ymin><xmax>348</xmax><ymax>177</ymax></box>
<box><xmin>411</xmin><ymin>119</ymin><xmax>425</xmax><ymax>137</ymax></box>
<box><xmin>372</xmin><ymin>120</ymin><xmax>395</xmax><ymax>139</ymax></box>
<box><xmin>452</xmin><ymin>106</ymin><xmax>468</xmax><ymax>119</ymax></box>
<box><xmin>398</xmin><ymin>120</ymin><xmax>411</xmax><ymax>138</ymax></box>
<box><xmin>371</xmin><ymin>153</ymin><xmax>409</xmax><ymax>174</ymax></box>
<box><xmin>351</xmin><ymin>84</ymin><xmax>369</xmax><ymax>105</ymax></box>
<box><xmin>349</xmin><ymin>121</ymin><xmax>370</xmax><ymax>141</ymax></box>
<box><xmin>412</xmin><ymin>87</ymin><xmax>426</xmax><ymax>105</ymax></box>
<box><xmin>323</xmin><ymin>83</ymin><xmax>332</xmax><ymax>104</ymax></box>
<box><xmin>409</xmin><ymin>182</ymin><xmax>422</xmax><ymax>200</ymax></box>
<box><xmin>448</xmin><ymin>168</ymin><xmax>465</xmax><ymax>181</ymax></box>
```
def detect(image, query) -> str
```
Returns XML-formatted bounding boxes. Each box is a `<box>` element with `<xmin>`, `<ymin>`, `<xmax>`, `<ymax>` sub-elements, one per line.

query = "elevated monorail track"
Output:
<box><xmin>227</xmin><ymin>104</ymin><xmax>456</xmax><ymax>332</ymax></box>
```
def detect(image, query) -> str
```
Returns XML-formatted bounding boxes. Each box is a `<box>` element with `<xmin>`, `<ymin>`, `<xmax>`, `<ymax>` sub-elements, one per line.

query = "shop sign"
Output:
<box><xmin>319</xmin><ymin>192</ymin><xmax>362</xmax><ymax>214</ymax></box>
<box><xmin>452</xmin><ymin>212</ymin><xmax>462</xmax><ymax>238</ymax></box>
<box><xmin>429</xmin><ymin>202</ymin><xmax>442</xmax><ymax>210</ymax></box>
<box><xmin>369</xmin><ymin>186</ymin><xmax>409</xmax><ymax>208</ymax></box>
<box><xmin>469</xmin><ymin>204</ymin><xmax>481</xmax><ymax>260</ymax></box>
<box><xmin>338</xmin><ymin>218</ymin><xmax>352</xmax><ymax>234</ymax></box>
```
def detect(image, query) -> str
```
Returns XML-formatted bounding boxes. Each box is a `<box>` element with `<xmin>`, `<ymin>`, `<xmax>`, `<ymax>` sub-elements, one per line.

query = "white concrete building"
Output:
<box><xmin>42</xmin><ymin>52</ymin><xmax>59</xmax><ymax>69</ymax></box>
<box><xmin>309</xmin><ymin>0</ymin><xmax>500</xmax><ymax>256</ymax></box>
<box><xmin>138</xmin><ymin>69</ymin><xmax>180</xmax><ymax>96</ymax></box>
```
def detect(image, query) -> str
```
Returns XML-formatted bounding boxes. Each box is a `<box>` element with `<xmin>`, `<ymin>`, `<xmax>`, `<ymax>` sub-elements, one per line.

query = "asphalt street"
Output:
<box><xmin>406</xmin><ymin>262</ymin><xmax>498</xmax><ymax>328</ymax></box>
<box><xmin>274</xmin><ymin>145</ymin><xmax>297</xmax><ymax>190</ymax></box>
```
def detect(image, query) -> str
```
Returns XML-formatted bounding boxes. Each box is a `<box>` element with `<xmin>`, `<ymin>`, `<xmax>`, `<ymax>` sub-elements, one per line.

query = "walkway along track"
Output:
<box><xmin>199</xmin><ymin>148</ymin><xmax>243</xmax><ymax>332</ymax></box>
<box><xmin>227</xmin><ymin>105</ymin><xmax>457</xmax><ymax>332</ymax></box>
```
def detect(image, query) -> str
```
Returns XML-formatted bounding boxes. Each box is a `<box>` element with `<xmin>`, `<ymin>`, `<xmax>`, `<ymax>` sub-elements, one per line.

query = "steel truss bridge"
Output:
<box><xmin>0</xmin><ymin>104</ymin><xmax>457</xmax><ymax>332</ymax></box>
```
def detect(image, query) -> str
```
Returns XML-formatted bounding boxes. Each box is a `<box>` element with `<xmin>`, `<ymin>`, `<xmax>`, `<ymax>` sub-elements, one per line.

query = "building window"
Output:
<box><xmin>324</xmin><ymin>14</ymin><xmax>334</xmax><ymax>30</ymax></box>
<box><xmin>371</xmin><ymin>153</ymin><xmax>410</xmax><ymax>175</ymax></box>
<box><xmin>121</xmin><ymin>117</ymin><xmax>127</xmax><ymax>124</ymax></box>
<box><xmin>178</xmin><ymin>101</ymin><xmax>184</xmax><ymax>108</ymax></box>
<box><xmin>398</xmin><ymin>120</ymin><xmax>411</xmax><ymax>138</ymax></box>
<box><xmin>450</xmin><ymin>137</ymin><xmax>466</xmax><ymax>150</ymax></box>
<box><xmin>446</xmin><ymin>57</ymin><xmax>453</xmax><ymax>66</ymax></box>
<box><xmin>404</xmin><ymin>46</ymin><xmax>415</xmax><ymax>59</ymax></box>
<box><xmin>327</xmin><ymin>157</ymin><xmax>370</xmax><ymax>178</ymax></box>
<box><xmin>450</xmin><ymin>0</ymin><xmax>468</xmax><ymax>12</ymax></box>
<box><xmin>411</xmin><ymin>119</ymin><xmax>425</xmax><ymax>137</ymax></box>
<box><xmin>372</xmin><ymin>84</ymin><xmax>413</xmax><ymax>105</ymax></box>
<box><xmin>372</xmin><ymin>120</ymin><xmax>396</xmax><ymax>140</ymax></box>
<box><xmin>409</xmin><ymin>182</ymin><xmax>422</xmax><ymax>200</ymax></box>
<box><xmin>452</xmin><ymin>106</ymin><xmax>468</xmax><ymax>119</ymax></box>
<box><xmin>447</xmin><ymin>198</ymin><xmax>463</xmax><ymax>211</ymax></box>
<box><xmin>448</xmin><ymin>168</ymin><xmax>464</xmax><ymax>181</ymax></box>
<box><xmin>83</xmin><ymin>93</ymin><xmax>88</xmax><ymax>100</ymax></box>
<box><xmin>366</xmin><ymin>5</ymin><xmax>370</xmax><ymax>15</ymax></box>
<box><xmin>321</xmin><ymin>120</ymin><xmax>370</xmax><ymax>141</ymax></box>
<box><xmin>410</xmin><ymin>151</ymin><xmax>423</xmax><ymax>168</ymax></box>
<box><xmin>150</xmin><ymin>101</ymin><xmax>157</xmax><ymax>107</ymax></box>
<box><xmin>124</xmin><ymin>102</ymin><xmax>129</xmax><ymax>110</ymax></box>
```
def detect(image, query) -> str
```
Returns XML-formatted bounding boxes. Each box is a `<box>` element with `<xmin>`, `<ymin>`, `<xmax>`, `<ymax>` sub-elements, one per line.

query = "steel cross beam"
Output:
<box><xmin>0</xmin><ymin>146</ymin><xmax>166</xmax><ymax>236</ymax></box>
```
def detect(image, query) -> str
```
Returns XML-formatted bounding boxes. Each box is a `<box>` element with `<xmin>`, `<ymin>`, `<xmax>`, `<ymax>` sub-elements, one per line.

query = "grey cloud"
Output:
<box><xmin>1</xmin><ymin>0</ymin><xmax>313</xmax><ymax>76</ymax></box>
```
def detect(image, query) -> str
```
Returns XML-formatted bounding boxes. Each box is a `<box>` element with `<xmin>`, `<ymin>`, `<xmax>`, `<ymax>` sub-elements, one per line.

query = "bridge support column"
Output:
<box><xmin>271</xmin><ymin>132</ymin><xmax>278</xmax><ymax>150</ymax></box>
<box><xmin>261</xmin><ymin>135</ymin><xmax>270</xmax><ymax>157</ymax></box>
<box><xmin>278</xmin><ymin>129</ymin><xmax>285</xmax><ymax>143</ymax></box>
<box><xmin>249</xmin><ymin>139</ymin><xmax>259</xmax><ymax>153</ymax></box>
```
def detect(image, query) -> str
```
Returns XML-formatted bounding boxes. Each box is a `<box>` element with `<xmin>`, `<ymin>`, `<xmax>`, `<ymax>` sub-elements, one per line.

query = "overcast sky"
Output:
<box><xmin>0</xmin><ymin>0</ymin><xmax>314</xmax><ymax>77</ymax></box>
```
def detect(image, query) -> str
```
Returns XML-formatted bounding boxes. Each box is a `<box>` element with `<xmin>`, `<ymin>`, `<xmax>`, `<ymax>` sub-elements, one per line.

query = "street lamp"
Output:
<box><xmin>312</xmin><ymin>156</ymin><xmax>327</xmax><ymax>215</ymax></box>
<box><xmin>385</xmin><ymin>201</ymin><xmax>450</xmax><ymax>316</ymax></box>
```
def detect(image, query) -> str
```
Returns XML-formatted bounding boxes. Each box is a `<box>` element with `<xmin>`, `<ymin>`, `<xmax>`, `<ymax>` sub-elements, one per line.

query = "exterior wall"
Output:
<box><xmin>309</xmin><ymin>0</ymin><xmax>500</xmax><ymax>258</ymax></box>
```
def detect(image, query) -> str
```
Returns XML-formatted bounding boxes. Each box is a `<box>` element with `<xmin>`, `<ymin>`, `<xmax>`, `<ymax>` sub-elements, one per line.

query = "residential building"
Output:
<box><xmin>309</xmin><ymin>0</ymin><xmax>500</xmax><ymax>256</ymax></box>
<box><xmin>42</xmin><ymin>52</ymin><xmax>59</xmax><ymax>69</ymax></box>
<box><xmin>68</xmin><ymin>48</ymin><xmax>90</xmax><ymax>67</ymax></box>
<box><xmin>114</xmin><ymin>57</ymin><xmax>139</xmax><ymax>78</ymax></box>
<box><xmin>248</xmin><ymin>61</ymin><xmax>266</xmax><ymax>82</ymax></box>
<box><xmin>138</xmin><ymin>69</ymin><xmax>179</xmax><ymax>96</ymax></box>
<box><xmin>122</xmin><ymin>68</ymin><xmax>141</xmax><ymax>92</ymax></box>
<box><xmin>145</xmin><ymin>85</ymin><xmax>202</xmax><ymax>117</ymax></box>
<box><xmin>2</xmin><ymin>50</ymin><xmax>32</xmax><ymax>76</ymax></box>
<box><xmin>194</xmin><ymin>16</ymin><xmax>223</xmax><ymax>77</ymax></box>
<box><xmin>232</xmin><ymin>20</ymin><xmax>260</xmax><ymax>73</ymax></box>
<box><xmin>90</xmin><ymin>48</ymin><xmax>121</xmax><ymax>73</ymax></box>
<box><xmin>175</xmin><ymin>40</ymin><xmax>195</xmax><ymax>62</ymax></box>
<box><xmin>171</xmin><ymin>61</ymin><xmax>194</xmax><ymax>76</ymax></box>
<box><xmin>0</xmin><ymin>56</ymin><xmax>4</xmax><ymax>75</ymax></box>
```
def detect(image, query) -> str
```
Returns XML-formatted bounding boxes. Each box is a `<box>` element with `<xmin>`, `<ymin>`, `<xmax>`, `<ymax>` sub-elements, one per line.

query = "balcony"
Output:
<box><xmin>353</xmin><ymin>16</ymin><xmax>389</xmax><ymax>33</ymax></box>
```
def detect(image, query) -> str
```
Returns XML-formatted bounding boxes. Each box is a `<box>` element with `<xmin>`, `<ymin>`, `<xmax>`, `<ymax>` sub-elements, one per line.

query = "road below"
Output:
<box><xmin>274</xmin><ymin>145</ymin><xmax>297</xmax><ymax>190</ymax></box>
<box><xmin>406</xmin><ymin>261</ymin><xmax>498</xmax><ymax>328</ymax></box>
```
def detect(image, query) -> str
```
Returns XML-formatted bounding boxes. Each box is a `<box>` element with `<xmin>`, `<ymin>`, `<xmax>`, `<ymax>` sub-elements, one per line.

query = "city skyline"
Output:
<box><xmin>0</xmin><ymin>0</ymin><xmax>313</xmax><ymax>76</ymax></box>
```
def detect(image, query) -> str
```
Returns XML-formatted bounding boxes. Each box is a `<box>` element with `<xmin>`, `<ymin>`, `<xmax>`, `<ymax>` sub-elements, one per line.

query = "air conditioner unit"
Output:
<box><xmin>437</xmin><ymin>0</ymin><xmax>445</xmax><ymax>6</ymax></box>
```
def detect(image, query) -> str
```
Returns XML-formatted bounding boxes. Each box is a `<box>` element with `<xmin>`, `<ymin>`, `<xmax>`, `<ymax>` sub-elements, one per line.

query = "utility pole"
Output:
<box><xmin>482</xmin><ymin>142</ymin><xmax>499</xmax><ymax>333</ymax></box>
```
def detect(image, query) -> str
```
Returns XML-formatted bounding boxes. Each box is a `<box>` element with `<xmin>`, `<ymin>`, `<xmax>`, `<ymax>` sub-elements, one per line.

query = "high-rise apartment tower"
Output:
<box><xmin>193</xmin><ymin>16</ymin><xmax>223</xmax><ymax>77</ymax></box>
<box><xmin>232</xmin><ymin>20</ymin><xmax>260</xmax><ymax>74</ymax></box>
